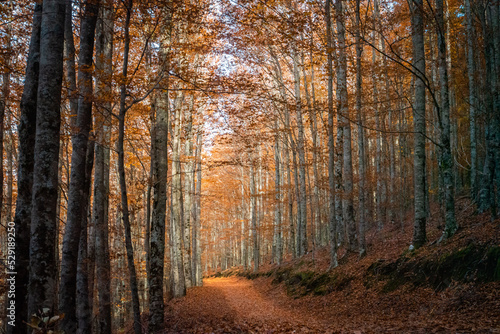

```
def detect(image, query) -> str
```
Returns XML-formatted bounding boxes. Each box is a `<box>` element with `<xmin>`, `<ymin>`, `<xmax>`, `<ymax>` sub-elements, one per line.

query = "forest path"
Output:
<box><xmin>164</xmin><ymin>276</ymin><xmax>334</xmax><ymax>333</ymax></box>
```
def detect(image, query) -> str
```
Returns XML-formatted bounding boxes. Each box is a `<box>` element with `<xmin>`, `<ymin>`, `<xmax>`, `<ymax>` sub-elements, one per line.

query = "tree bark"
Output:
<box><xmin>28</xmin><ymin>0</ymin><xmax>66</xmax><ymax>319</ymax></box>
<box><xmin>436</xmin><ymin>0</ymin><xmax>457</xmax><ymax>240</ymax></box>
<box><xmin>325</xmin><ymin>0</ymin><xmax>338</xmax><ymax>269</ymax></box>
<box><xmin>59</xmin><ymin>1</ymin><xmax>100</xmax><ymax>331</ymax></box>
<box><xmin>410</xmin><ymin>0</ymin><xmax>427</xmax><ymax>248</ymax></box>
<box><xmin>117</xmin><ymin>1</ymin><xmax>142</xmax><ymax>333</ymax></box>
<box><xmin>93</xmin><ymin>3</ymin><xmax>114</xmax><ymax>333</ymax></box>
<box><xmin>355</xmin><ymin>0</ymin><xmax>367</xmax><ymax>256</ymax></box>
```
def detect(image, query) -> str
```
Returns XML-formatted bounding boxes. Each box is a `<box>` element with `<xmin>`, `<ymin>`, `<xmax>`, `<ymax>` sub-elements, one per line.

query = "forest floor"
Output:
<box><xmin>163</xmin><ymin>199</ymin><xmax>500</xmax><ymax>333</ymax></box>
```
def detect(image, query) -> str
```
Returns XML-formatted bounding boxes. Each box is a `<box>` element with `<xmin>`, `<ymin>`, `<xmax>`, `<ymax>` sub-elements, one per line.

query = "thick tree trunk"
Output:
<box><xmin>465</xmin><ymin>0</ymin><xmax>478</xmax><ymax>201</ymax></box>
<box><xmin>148</xmin><ymin>69</ymin><xmax>169</xmax><ymax>334</ymax></box>
<box><xmin>410</xmin><ymin>0</ymin><xmax>427</xmax><ymax>248</ymax></box>
<box><xmin>10</xmin><ymin>3</ymin><xmax>42</xmax><ymax>332</ymax></box>
<box><xmin>59</xmin><ymin>1</ymin><xmax>100</xmax><ymax>331</ymax></box>
<box><xmin>93</xmin><ymin>3</ymin><xmax>114</xmax><ymax>333</ymax></box>
<box><xmin>28</xmin><ymin>0</ymin><xmax>66</xmax><ymax>319</ymax></box>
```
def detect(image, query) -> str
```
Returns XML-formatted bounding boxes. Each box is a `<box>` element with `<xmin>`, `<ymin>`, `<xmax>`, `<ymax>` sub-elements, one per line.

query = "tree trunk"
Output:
<box><xmin>410</xmin><ymin>0</ymin><xmax>427</xmax><ymax>248</ymax></box>
<box><xmin>28</xmin><ymin>0</ymin><xmax>66</xmax><ymax>319</ymax></box>
<box><xmin>355</xmin><ymin>0</ymin><xmax>367</xmax><ymax>256</ymax></box>
<box><xmin>465</xmin><ymin>0</ymin><xmax>478</xmax><ymax>201</ymax></box>
<box><xmin>182</xmin><ymin>96</ymin><xmax>195</xmax><ymax>289</ymax></box>
<box><xmin>117</xmin><ymin>1</ymin><xmax>142</xmax><ymax>333</ymax></box>
<box><xmin>436</xmin><ymin>0</ymin><xmax>457</xmax><ymax>240</ymax></box>
<box><xmin>273</xmin><ymin>120</ymin><xmax>283</xmax><ymax>264</ymax></box>
<box><xmin>171</xmin><ymin>91</ymin><xmax>187</xmax><ymax>298</ymax></box>
<box><xmin>148</xmin><ymin>61</ymin><xmax>169</xmax><ymax>334</ymax></box>
<box><xmin>76</xmin><ymin>142</ymin><xmax>95</xmax><ymax>334</ymax></box>
<box><xmin>10</xmin><ymin>3</ymin><xmax>42</xmax><ymax>332</ymax></box>
<box><xmin>93</xmin><ymin>3</ymin><xmax>114</xmax><ymax>333</ymax></box>
<box><xmin>325</xmin><ymin>0</ymin><xmax>338</xmax><ymax>269</ymax></box>
<box><xmin>59</xmin><ymin>1</ymin><xmax>100</xmax><ymax>331</ymax></box>
<box><xmin>292</xmin><ymin>49</ymin><xmax>308</xmax><ymax>256</ymax></box>
<box><xmin>192</xmin><ymin>132</ymin><xmax>203</xmax><ymax>286</ymax></box>
<box><xmin>335</xmin><ymin>0</ymin><xmax>356</xmax><ymax>252</ymax></box>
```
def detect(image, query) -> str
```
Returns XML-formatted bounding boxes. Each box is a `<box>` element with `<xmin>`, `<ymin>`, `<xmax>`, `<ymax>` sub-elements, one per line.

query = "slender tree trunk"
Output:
<box><xmin>325</xmin><ymin>0</ymin><xmax>338</xmax><ymax>269</ymax></box>
<box><xmin>292</xmin><ymin>49</ymin><xmax>308</xmax><ymax>256</ymax></box>
<box><xmin>10</xmin><ymin>3</ymin><xmax>42</xmax><ymax>332</ymax></box>
<box><xmin>28</xmin><ymin>0</ymin><xmax>66</xmax><ymax>319</ymax></box>
<box><xmin>274</xmin><ymin>120</ymin><xmax>283</xmax><ymax>264</ymax></box>
<box><xmin>60</xmin><ymin>1</ymin><xmax>100</xmax><ymax>331</ymax></box>
<box><xmin>76</xmin><ymin>142</ymin><xmax>95</xmax><ymax>334</ymax></box>
<box><xmin>410</xmin><ymin>0</ymin><xmax>427</xmax><ymax>248</ymax></box>
<box><xmin>250</xmin><ymin>160</ymin><xmax>259</xmax><ymax>272</ymax></box>
<box><xmin>117</xmin><ymin>1</ymin><xmax>142</xmax><ymax>333</ymax></box>
<box><xmin>355</xmin><ymin>0</ymin><xmax>366</xmax><ymax>256</ymax></box>
<box><xmin>182</xmin><ymin>96</ymin><xmax>195</xmax><ymax>289</ymax></box>
<box><xmin>171</xmin><ymin>92</ymin><xmax>187</xmax><ymax>298</ymax></box>
<box><xmin>335</xmin><ymin>0</ymin><xmax>356</xmax><ymax>252</ymax></box>
<box><xmin>193</xmin><ymin>132</ymin><xmax>203</xmax><ymax>286</ymax></box>
<box><xmin>436</xmin><ymin>0</ymin><xmax>457</xmax><ymax>240</ymax></box>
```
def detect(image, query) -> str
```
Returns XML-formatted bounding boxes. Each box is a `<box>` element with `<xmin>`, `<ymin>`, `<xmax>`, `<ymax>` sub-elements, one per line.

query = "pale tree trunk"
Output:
<box><xmin>93</xmin><ymin>3</ymin><xmax>114</xmax><ymax>333</ymax></box>
<box><xmin>273</xmin><ymin>120</ymin><xmax>283</xmax><ymax>264</ymax></box>
<box><xmin>28</xmin><ymin>0</ymin><xmax>66</xmax><ymax>319</ymax></box>
<box><xmin>436</xmin><ymin>0</ymin><xmax>457</xmax><ymax>240</ymax></box>
<box><xmin>250</xmin><ymin>159</ymin><xmax>259</xmax><ymax>272</ymax></box>
<box><xmin>355</xmin><ymin>0</ymin><xmax>366</xmax><ymax>256</ymax></box>
<box><xmin>373</xmin><ymin>0</ymin><xmax>385</xmax><ymax>230</ymax></box>
<box><xmin>171</xmin><ymin>91</ymin><xmax>187</xmax><ymax>298</ymax></box>
<box><xmin>269</xmin><ymin>51</ymin><xmax>295</xmax><ymax>258</ymax></box>
<box><xmin>192</xmin><ymin>131</ymin><xmax>203</xmax><ymax>286</ymax></box>
<box><xmin>410</xmin><ymin>0</ymin><xmax>427</xmax><ymax>248</ymax></box>
<box><xmin>335</xmin><ymin>0</ymin><xmax>356</xmax><ymax>252</ymax></box>
<box><xmin>117</xmin><ymin>1</ymin><xmax>142</xmax><ymax>332</ymax></box>
<box><xmin>148</xmin><ymin>9</ymin><xmax>172</xmax><ymax>328</ymax></box>
<box><xmin>10</xmin><ymin>3</ymin><xmax>42</xmax><ymax>332</ymax></box>
<box><xmin>325</xmin><ymin>0</ymin><xmax>337</xmax><ymax>269</ymax></box>
<box><xmin>291</xmin><ymin>50</ymin><xmax>308</xmax><ymax>256</ymax></box>
<box><xmin>183</xmin><ymin>95</ymin><xmax>195</xmax><ymax>289</ymax></box>
<box><xmin>60</xmin><ymin>1</ymin><xmax>100</xmax><ymax>331</ymax></box>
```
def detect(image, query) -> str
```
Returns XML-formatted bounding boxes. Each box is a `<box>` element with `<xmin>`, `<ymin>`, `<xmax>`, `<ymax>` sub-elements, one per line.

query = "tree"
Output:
<box><xmin>59</xmin><ymin>1</ymin><xmax>100</xmax><ymax>331</ymax></box>
<box><xmin>410</xmin><ymin>0</ymin><xmax>427</xmax><ymax>248</ymax></box>
<box><xmin>28</xmin><ymin>0</ymin><xmax>66</xmax><ymax>319</ymax></box>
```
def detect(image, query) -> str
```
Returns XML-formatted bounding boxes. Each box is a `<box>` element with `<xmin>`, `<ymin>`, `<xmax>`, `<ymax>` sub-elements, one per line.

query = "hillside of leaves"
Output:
<box><xmin>192</xmin><ymin>199</ymin><xmax>500</xmax><ymax>333</ymax></box>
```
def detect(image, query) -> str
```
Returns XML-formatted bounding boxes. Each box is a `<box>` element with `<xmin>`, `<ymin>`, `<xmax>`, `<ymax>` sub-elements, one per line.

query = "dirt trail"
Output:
<box><xmin>164</xmin><ymin>276</ymin><xmax>332</xmax><ymax>333</ymax></box>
